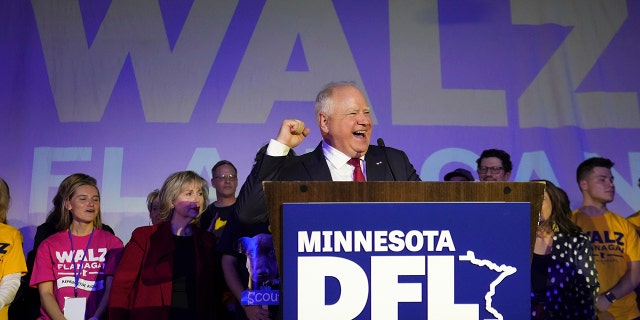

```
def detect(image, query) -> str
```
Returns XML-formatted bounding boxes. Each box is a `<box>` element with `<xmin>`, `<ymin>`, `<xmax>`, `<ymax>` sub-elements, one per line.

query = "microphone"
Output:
<box><xmin>377</xmin><ymin>138</ymin><xmax>397</xmax><ymax>181</ymax></box>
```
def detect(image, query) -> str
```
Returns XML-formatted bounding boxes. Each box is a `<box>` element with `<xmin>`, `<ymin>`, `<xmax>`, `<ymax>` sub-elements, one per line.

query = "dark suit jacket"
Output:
<box><xmin>237</xmin><ymin>142</ymin><xmax>420</xmax><ymax>223</ymax></box>
<box><xmin>108</xmin><ymin>222</ymin><xmax>220</xmax><ymax>320</ymax></box>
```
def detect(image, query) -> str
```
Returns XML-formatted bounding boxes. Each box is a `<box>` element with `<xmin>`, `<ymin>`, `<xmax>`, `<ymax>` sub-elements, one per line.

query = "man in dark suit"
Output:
<box><xmin>236</xmin><ymin>81</ymin><xmax>420</xmax><ymax>224</ymax></box>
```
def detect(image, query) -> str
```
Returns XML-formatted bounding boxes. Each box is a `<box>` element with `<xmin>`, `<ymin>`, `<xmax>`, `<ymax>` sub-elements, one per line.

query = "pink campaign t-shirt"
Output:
<box><xmin>30</xmin><ymin>229</ymin><xmax>123</xmax><ymax>320</ymax></box>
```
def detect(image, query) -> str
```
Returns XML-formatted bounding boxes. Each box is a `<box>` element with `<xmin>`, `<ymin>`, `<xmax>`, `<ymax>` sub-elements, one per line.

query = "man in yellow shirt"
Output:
<box><xmin>572</xmin><ymin>158</ymin><xmax>640</xmax><ymax>320</ymax></box>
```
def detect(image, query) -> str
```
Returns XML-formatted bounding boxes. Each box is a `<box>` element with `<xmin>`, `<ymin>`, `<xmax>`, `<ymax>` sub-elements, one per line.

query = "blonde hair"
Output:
<box><xmin>158</xmin><ymin>171</ymin><xmax>209</xmax><ymax>222</ymax></box>
<box><xmin>146</xmin><ymin>189</ymin><xmax>160</xmax><ymax>213</ymax></box>
<box><xmin>55</xmin><ymin>174</ymin><xmax>103</xmax><ymax>230</ymax></box>
<box><xmin>0</xmin><ymin>178</ymin><xmax>10</xmax><ymax>224</ymax></box>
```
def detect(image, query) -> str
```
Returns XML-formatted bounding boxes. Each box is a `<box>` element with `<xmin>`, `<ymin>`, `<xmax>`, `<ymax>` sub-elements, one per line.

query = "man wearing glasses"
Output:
<box><xmin>198</xmin><ymin>160</ymin><xmax>245</xmax><ymax>319</ymax></box>
<box><xmin>199</xmin><ymin>160</ymin><xmax>239</xmax><ymax>237</ymax></box>
<box><xmin>475</xmin><ymin>149</ymin><xmax>513</xmax><ymax>182</ymax></box>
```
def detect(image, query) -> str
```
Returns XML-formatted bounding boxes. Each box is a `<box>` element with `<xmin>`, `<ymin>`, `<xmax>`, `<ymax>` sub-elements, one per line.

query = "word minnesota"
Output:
<box><xmin>298</xmin><ymin>230</ymin><xmax>455</xmax><ymax>253</ymax></box>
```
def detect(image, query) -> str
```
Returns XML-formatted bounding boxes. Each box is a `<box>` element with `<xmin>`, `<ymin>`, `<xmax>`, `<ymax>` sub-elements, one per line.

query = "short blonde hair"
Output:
<box><xmin>158</xmin><ymin>171</ymin><xmax>209</xmax><ymax>222</ymax></box>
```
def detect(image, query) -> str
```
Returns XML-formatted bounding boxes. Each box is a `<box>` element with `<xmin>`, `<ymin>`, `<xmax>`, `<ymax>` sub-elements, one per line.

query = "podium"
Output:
<box><xmin>265</xmin><ymin>181</ymin><xmax>545</xmax><ymax>267</ymax></box>
<box><xmin>263</xmin><ymin>181</ymin><xmax>544</xmax><ymax>319</ymax></box>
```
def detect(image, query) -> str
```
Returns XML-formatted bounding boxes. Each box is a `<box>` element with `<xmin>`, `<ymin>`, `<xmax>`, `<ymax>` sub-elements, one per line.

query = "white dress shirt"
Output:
<box><xmin>266</xmin><ymin>139</ymin><xmax>366</xmax><ymax>181</ymax></box>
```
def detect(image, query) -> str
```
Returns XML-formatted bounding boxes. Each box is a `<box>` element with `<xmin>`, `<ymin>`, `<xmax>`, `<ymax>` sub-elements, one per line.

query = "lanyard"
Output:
<box><xmin>68</xmin><ymin>228</ymin><xmax>95</xmax><ymax>298</ymax></box>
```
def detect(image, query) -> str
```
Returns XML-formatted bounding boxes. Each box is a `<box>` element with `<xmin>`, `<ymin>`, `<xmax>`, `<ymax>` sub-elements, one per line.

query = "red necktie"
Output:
<box><xmin>348</xmin><ymin>158</ymin><xmax>365</xmax><ymax>182</ymax></box>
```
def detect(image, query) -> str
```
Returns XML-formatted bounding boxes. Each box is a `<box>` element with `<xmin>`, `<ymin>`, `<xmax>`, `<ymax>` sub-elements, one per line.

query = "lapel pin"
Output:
<box><xmin>376</xmin><ymin>161</ymin><xmax>382</xmax><ymax>165</ymax></box>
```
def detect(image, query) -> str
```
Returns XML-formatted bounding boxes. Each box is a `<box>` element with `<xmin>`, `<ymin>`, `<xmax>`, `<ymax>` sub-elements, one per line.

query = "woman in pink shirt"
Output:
<box><xmin>30</xmin><ymin>174</ymin><xmax>123</xmax><ymax>320</ymax></box>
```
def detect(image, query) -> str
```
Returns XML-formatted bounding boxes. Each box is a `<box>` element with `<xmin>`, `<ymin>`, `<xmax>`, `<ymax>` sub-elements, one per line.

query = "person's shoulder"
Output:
<box><xmin>605</xmin><ymin>210</ymin><xmax>628</xmax><ymax>221</ymax></box>
<box><xmin>203</xmin><ymin>202</ymin><xmax>217</xmax><ymax>212</ymax></box>
<box><xmin>0</xmin><ymin>223</ymin><xmax>24</xmax><ymax>243</ymax></box>
<box><xmin>96</xmin><ymin>228</ymin><xmax>124</xmax><ymax>244</ymax></box>
<box><xmin>288</xmin><ymin>147</ymin><xmax>319</xmax><ymax>162</ymax></box>
<box><xmin>605</xmin><ymin>210</ymin><xmax>639</xmax><ymax>231</ymax></box>
<box><xmin>279</xmin><ymin>145</ymin><xmax>322</xmax><ymax>171</ymax></box>
<box><xmin>131</xmin><ymin>224</ymin><xmax>157</xmax><ymax>237</ymax></box>
<box><xmin>555</xmin><ymin>232</ymin><xmax>590</xmax><ymax>248</ymax></box>
<box><xmin>370</xmin><ymin>143</ymin><xmax>406</xmax><ymax>152</ymax></box>
<box><xmin>627</xmin><ymin>211</ymin><xmax>640</xmax><ymax>229</ymax></box>
<box><xmin>569</xmin><ymin>232</ymin><xmax>591</xmax><ymax>243</ymax></box>
<box><xmin>628</xmin><ymin>210</ymin><xmax>640</xmax><ymax>220</ymax></box>
<box><xmin>572</xmin><ymin>208</ymin><xmax>601</xmax><ymax>218</ymax></box>
<box><xmin>216</xmin><ymin>203</ymin><xmax>236</xmax><ymax>217</ymax></box>
<box><xmin>367</xmin><ymin>144</ymin><xmax>410</xmax><ymax>159</ymax></box>
<box><xmin>40</xmin><ymin>230</ymin><xmax>68</xmax><ymax>245</ymax></box>
<box><xmin>0</xmin><ymin>222</ymin><xmax>20</xmax><ymax>233</ymax></box>
<box><xmin>101</xmin><ymin>223</ymin><xmax>115</xmax><ymax>235</ymax></box>
<box><xmin>36</xmin><ymin>221</ymin><xmax>57</xmax><ymax>234</ymax></box>
<box><xmin>126</xmin><ymin>224</ymin><xmax>163</xmax><ymax>244</ymax></box>
<box><xmin>571</xmin><ymin>211</ymin><xmax>582</xmax><ymax>221</ymax></box>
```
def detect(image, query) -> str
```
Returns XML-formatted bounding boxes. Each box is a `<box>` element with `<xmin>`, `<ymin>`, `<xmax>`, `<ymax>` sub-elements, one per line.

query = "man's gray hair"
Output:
<box><xmin>314</xmin><ymin>81</ymin><xmax>358</xmax><ymax>117</ymax></box>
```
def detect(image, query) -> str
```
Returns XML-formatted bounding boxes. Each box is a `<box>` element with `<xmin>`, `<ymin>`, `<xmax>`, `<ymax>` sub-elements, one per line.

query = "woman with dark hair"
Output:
<box><xmin>531</xmin><ymin>179</ymin><xmax>599</xmax><ymax>319</ymax></box>
<box><xmin>109</xmin><ymin>171</ymin><xmax>221</xmax><ymax>319</ymax></box>
<box><xmin>30</xmin><ymin>174</ymin><xmax>123</xmax><ymax>319</ymax></box>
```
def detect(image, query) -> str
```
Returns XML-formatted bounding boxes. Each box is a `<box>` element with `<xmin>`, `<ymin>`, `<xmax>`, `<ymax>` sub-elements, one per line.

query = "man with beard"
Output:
<box><xmin>475</xmin><ymin>149</ymin><xmax>512</xmax><ymax>182</ymax></box>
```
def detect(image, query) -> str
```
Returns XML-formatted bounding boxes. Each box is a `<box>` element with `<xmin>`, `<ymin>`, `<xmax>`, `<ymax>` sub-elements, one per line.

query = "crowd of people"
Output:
<box><xmin>0</xmin><ymin>81</ymin><xmax>638</xmax><ymax>319</ymax></box>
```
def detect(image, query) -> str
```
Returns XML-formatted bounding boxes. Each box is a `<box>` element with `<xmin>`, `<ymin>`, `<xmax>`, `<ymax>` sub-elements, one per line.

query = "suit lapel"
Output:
<box><xmin>365</xmin><ymin>146</ymin><xmax>388</xmax><ymax>181</ymax></box>
<box><xmin>303</xmin><ymin>143</ymin><xmax>333</xmax><ymax>181</ymax></box>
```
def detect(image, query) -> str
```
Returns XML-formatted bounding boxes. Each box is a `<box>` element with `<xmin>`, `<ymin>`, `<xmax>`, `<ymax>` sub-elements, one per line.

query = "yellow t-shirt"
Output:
<box><xmin>626</xmin><ymin>210</ymin><xmax>640</xmax><ymax>232</ymax></box>
<box><xmin>0</xmin><ymin>223</ymin><xmax>28</xmax><ymax>320</ymax></box>
<box><xmin>572</xmin><ymin>210</ymin><xmax>640</xmax><ymax>320</ymax></box>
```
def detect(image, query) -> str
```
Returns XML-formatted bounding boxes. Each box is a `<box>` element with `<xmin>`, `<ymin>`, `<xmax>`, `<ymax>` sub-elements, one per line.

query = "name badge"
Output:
<box><xmin>64</xmin><ymin>297</ymin><xmax>87</xmax><ymax>320</ymax></box>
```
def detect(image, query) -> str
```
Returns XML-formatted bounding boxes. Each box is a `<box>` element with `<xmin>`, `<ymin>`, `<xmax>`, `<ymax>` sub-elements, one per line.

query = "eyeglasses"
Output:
<box><xmin>214</xmin><ymin>174</ymin><xmax>237</xmax><ymax>181</ymax></box>
<box><xmin>477</xmin><ymin>166</ymin><xmax>504</xmax><ymax>174</ymax></box>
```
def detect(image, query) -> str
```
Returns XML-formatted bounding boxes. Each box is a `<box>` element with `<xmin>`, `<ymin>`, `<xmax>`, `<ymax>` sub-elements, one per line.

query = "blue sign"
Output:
<box><xmin>282</xmin><ymin>202</ymin><xmax>531</xmax><ymax>320</ymax></box>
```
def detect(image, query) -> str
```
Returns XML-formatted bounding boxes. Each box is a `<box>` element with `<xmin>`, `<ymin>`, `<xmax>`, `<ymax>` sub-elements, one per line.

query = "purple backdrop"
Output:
<box><xmin>1</xmin><ymin>0</ymin><xmax>639</xmax><ymax>250</ymax></box>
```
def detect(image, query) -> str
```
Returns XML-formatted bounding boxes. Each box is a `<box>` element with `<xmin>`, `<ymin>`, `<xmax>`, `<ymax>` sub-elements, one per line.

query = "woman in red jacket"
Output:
<box><xmin>108</xmin><ymin>171</ymin><xmax>221</xmax><ymax>319</ymax></box>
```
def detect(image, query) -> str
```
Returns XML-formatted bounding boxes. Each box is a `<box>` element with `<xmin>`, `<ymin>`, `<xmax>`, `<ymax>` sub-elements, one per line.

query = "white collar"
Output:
<box><xmin>322</xmin><ymin>140</ymin><xmax>362</xmax><ymax>168</ymax></box>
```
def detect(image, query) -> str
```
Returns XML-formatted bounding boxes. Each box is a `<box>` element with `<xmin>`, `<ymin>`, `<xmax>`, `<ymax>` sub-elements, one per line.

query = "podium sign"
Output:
<box><xmin>282</xmin><ymin>202</ymin><xmax>530</xmax><ymax>320</ymax></box>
